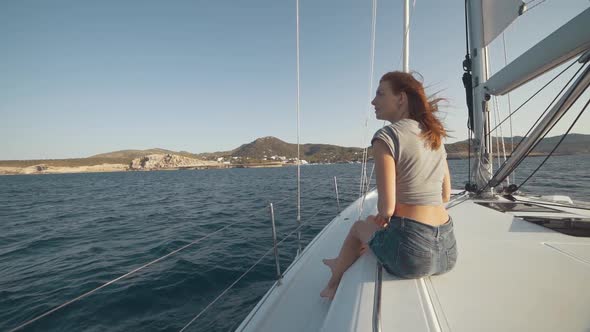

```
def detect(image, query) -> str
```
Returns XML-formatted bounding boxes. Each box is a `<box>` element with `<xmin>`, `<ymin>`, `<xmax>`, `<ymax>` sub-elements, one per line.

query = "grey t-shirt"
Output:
<box><xmin>371</xmin><ymin>118</ymin><xmax>447</xmax><ymax>205</ymax></box>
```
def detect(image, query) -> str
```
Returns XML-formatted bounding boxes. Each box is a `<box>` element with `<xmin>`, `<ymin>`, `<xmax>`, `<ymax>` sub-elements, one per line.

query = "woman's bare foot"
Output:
<box><xmin>321</xmin><ymin>258</ymin><xmax>341</xmax><ymax>300</ymax></box>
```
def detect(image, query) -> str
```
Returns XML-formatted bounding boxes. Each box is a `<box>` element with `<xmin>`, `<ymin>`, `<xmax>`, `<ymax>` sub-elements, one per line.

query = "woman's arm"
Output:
<box><xmin>442</xmin><ymin>160</ymin><xmax>451</xmax><ymax>203</ymax></box>
<box><xmin>373</xmin><ymin>140</ymin><xmax>396</xmax><ymax>219</ymax></box>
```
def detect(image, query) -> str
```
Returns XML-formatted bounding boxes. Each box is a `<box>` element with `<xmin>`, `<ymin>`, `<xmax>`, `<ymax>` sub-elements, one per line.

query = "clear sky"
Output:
<box><xmin>1</xmin><ymin>0</ymin><xmax>589</xmax><ymax>160</ymax></box>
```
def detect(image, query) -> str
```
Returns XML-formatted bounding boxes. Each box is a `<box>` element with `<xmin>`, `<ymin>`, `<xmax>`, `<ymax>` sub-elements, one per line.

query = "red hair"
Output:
<box><xmin>380</xmin><ymin>71</ymin><xmax>447</xmax><ymax>149</ymax></box>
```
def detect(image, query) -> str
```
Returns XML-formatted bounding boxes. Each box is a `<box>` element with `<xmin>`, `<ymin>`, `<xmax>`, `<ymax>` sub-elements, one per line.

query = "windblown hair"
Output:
<box><xmin>380</xmin><ymin>71</ymin><xmax>447</xmax><ymax>150</ymax></box>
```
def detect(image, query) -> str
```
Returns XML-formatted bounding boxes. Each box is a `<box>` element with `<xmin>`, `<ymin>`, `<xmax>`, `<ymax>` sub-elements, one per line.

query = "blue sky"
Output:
<box><xmin>1</xmin><ymin>0</ymin><xmax>589</xmax><ymax>160</ymax></box>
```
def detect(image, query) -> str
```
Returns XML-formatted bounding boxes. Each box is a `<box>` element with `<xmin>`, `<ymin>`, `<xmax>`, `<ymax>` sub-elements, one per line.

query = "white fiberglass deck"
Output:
<box><xmin>237</xmin><ymin>190</ymin><xmax>590</xmax><ymax>331</ymax></box>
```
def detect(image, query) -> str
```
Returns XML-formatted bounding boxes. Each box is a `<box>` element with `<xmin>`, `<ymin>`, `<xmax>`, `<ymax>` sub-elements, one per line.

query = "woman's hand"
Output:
<box><xmin>367</xmin><ymin>214</ymin><xmax>389</xmax><ymax>228</ymax></box>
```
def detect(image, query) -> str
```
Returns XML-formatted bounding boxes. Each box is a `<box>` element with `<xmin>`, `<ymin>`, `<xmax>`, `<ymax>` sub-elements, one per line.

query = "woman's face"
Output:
<box><xmin>371</xmin><ymin>80</ymin><xmax>407</xmax><ymax>122</ymax></box>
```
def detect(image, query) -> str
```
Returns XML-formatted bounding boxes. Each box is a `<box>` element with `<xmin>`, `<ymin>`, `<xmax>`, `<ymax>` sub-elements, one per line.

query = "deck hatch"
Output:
<box><xmin>521</xmin><ymin>216</ymin><xmax>590</xmax><ymax>237</ymax></box>
<box><xmin>475</xmin><ymin>201</ymin><xmax>562</xmax><ymax>213</ymax></box>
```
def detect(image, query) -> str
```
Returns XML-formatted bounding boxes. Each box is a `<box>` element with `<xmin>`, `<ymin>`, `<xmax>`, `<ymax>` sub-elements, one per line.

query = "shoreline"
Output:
<box><xmin>1</xmin><ymin>153</ymin><xmax>588</xmax><ymax>176</ymax></box>
<box><xmin>0</xmin><ymin>162</ymin><xmax>288</xmax><ymax>176</ymax></box>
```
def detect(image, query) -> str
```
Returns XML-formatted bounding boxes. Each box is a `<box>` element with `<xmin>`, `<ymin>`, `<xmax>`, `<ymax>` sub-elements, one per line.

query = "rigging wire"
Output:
<box><xmin>487</xmin><ymin>60</ymin><xmax>577</xmax><ymax>135</ymax></box>
<box><xmin>492</xmin><ymin>95</ymin><xmax>508</xmax><ymax>186</ymax></box>
<box><xmin>445</xmin><ymin>191</ymin><xmax>471</xmax><ymax>210</ymax></box>
<box><xmin>517</xmin><ymin>98</ymin><xmax>590</xmax><ymax>191</ymax></box>
<box><xmin>280</xmin><ymin>205</ymin><xmax>328</xmax><ymax>238</ymax></box>
<box><xmin>487</xmin><ymin>38</ymin><xmax>507</xmax><ymax>171</ymax></box>
<box><xmin>9</xmin><ymin>223</ymin><xmax>233</xmax><ymax>332</ymax></box>
<box><xmin>494</xmin><ymin>61</ymin><xmax>586</xmax><ymax>171</ymax></box>
<box><xmin>180</xmin><ymin>206</ymin><xmax>326</xmax><ymax>331</ymax></box>
<box><xmin>179</xmin><ymin>173</ymin><xmax>337</xmax><ymax>331</ymax></box>
<box><xmin>358</xmin><ymin>0</ymin><xmax>378</xmax><ymax>216</ymax></box>
<box><xmin>7</xmin><ymin>182</ymin><xmax>314</xmax><ymax>332</ymax></box>
<box><xmin>492</xmin><ymin>97</ymin><xmax>501</xmax><ymax>170</ymax></box>
<box><xmin>365</xmin><ymin>161</ymin><xmax>376</xmax><ymax>195</ymax></box>
<box><xmin>501</xmin><ymin>32</ymin><xmax>516</xmax><ymax>184</ymax></box>
<box><xmin>361</xmin><ymin>0</ymin><xmax>418</xmax><ymax>211</ymax></box>
<box><xmin>361</xmin><ymin>0</ymin><xmax>416</xmax><ymax>213</ymax></box>
<box><xmin>478</xmin><ymin>61</ymin><xmax>588</xmax><ymax>194</ymax></box>
<box><xmin>295</xmin><ymin>0</ymin><xmax>302</xmax><ymax>252</ymax></box>
<box><xmin>179</xmin><ymin>247</ymin><xmax>274</xmax><ymax>332</ymax></box>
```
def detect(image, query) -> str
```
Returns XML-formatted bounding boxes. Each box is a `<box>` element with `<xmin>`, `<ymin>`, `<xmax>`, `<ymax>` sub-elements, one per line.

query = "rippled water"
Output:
<box><xmin>1</xmin><ymin>155</ymin><xmax>588</xmax><ymax>331</ymax></box>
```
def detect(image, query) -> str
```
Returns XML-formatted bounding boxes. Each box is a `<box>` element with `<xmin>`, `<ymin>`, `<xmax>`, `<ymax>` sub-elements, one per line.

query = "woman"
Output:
<box><xmin>320</xmin><ymin>71</ymin><xmax>456</xmax><ymax>300</ymax></box>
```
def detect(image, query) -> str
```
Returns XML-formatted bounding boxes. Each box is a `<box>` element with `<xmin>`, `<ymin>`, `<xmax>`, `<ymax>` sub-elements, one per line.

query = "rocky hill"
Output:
<box><xmin>230</xmin><ymin>137</ymin><xmax>298</xmax><ymax>158</ymax></box>
<box><xmin>91</xmin><ymin>148</ymin><xmax>201</xmax><ymax>160</ymax></box>
<box><xmin>219</xmin><ymin>136</ymin><xmax>364</xmax><ymax>163</ymax></box>
<box><xmin>129</xmin><ymin>154</ymin><xmax>216</xmax><ymax>170</ymax></box>
<box><xmin>532</xmin><ymin>133</ymin><xmax>590</xmax><ymax>154</ymax></box>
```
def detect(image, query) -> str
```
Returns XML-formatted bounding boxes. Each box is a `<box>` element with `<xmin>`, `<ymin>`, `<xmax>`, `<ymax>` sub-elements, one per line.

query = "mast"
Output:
<box><xmin>403</xmin><ymin>0</ymin><xmax>409</xmax><ymax>72</ymax></box>
<box><xmin>467</xmin><ymin>0</ymin><xmax>493</xmax><ymax>193</ymax></box>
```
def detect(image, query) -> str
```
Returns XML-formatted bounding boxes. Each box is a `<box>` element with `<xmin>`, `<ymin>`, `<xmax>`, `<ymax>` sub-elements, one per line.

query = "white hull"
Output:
<box><xmin>237</xmin><ymin>190</ymin><xmax>590</xmax><ymax>331</ymax></box>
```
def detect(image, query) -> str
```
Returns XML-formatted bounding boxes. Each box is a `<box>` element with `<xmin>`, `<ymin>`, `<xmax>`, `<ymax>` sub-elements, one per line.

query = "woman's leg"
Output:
<box><xmin>320</xmin><ymin>218</ymin><xmax>381</xmax><ymax>299</ymax></box>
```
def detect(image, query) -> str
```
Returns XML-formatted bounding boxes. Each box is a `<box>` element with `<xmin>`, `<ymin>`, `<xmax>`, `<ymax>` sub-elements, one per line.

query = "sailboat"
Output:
<box><xmin>6</xmin><ymin>1</ymin><xmax>588</xmax><ymax>331</ymax></box>
<box><xmin>234</xmin><ymin>1</ymin><xmax>590</xmax><ymax>331</ymax></box>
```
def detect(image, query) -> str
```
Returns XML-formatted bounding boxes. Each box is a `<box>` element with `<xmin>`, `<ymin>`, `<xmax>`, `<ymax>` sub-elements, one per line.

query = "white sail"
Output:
<box><xmin>485</xmin><ymin>7</ymin><xmax>590</xmax><ymax>96</ymax></box>
<box><xmin>481</xmin><ymin>0</ymin><xmax>523</xmax><ymax>47</ymax></box>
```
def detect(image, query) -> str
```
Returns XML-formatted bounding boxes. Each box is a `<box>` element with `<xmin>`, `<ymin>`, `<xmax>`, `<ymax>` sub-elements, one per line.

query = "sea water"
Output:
<box><xmin>1</xmin><ymin>155</ymin><xmax>588</xmax><ymax>331</ymax></box>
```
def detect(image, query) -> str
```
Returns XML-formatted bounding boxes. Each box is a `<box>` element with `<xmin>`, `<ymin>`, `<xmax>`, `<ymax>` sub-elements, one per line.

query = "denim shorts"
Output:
<box><xmin>368</xmin><ymin>215</ymin><xmax>458</xmax><ymax>278</ymax></box>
